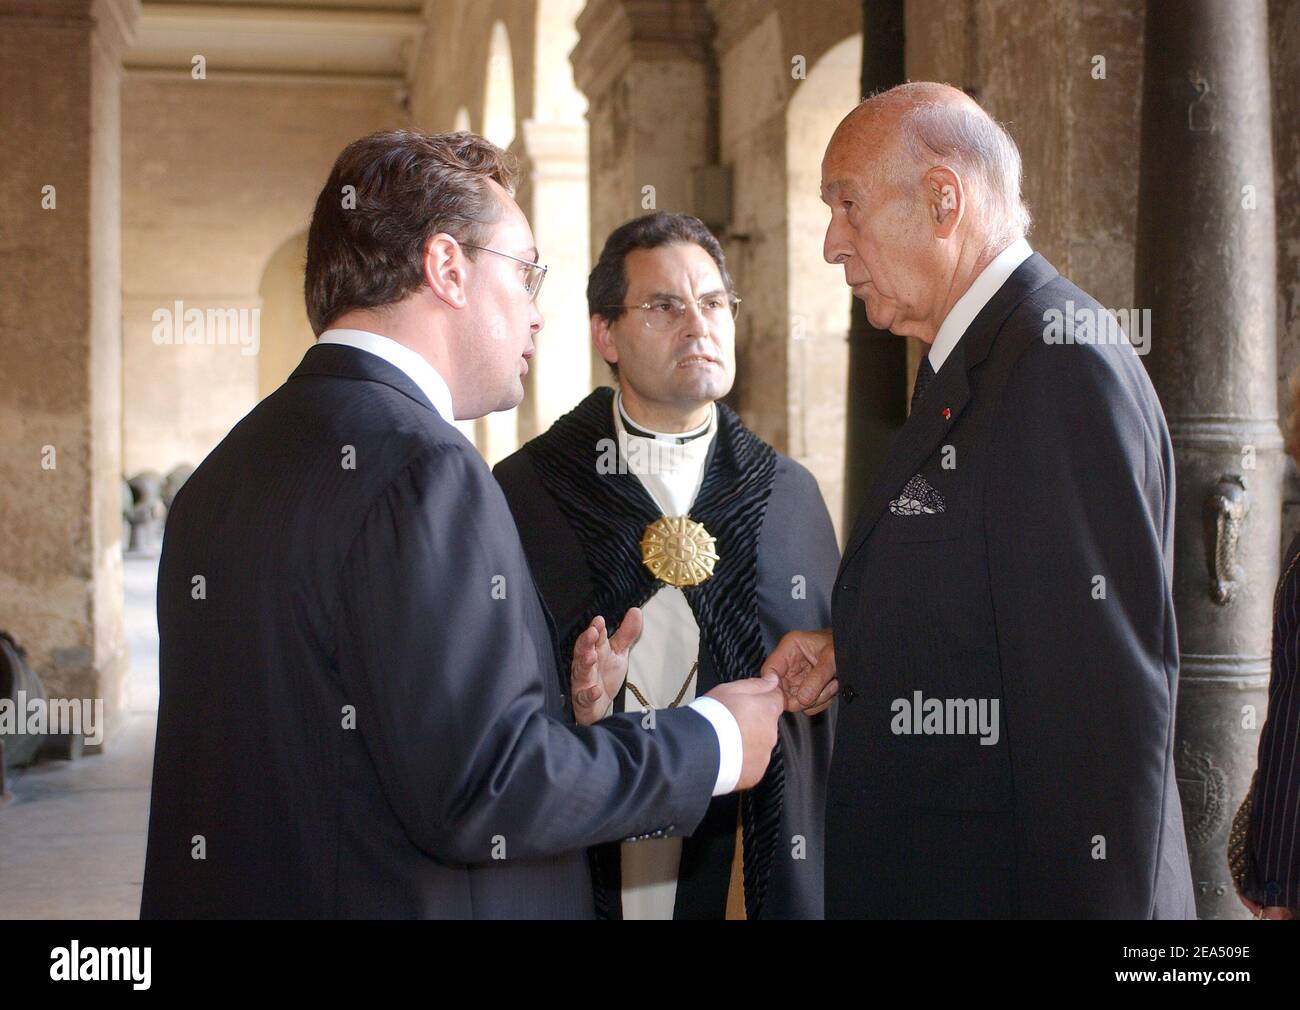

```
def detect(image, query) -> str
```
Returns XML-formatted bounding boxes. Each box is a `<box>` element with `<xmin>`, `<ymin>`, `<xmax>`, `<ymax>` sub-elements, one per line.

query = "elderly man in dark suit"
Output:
<box><xmin>140</xmin><ymin>130</ymin><xmax>785</xmax><ymax>919</ymax></box>
<box><xmin>766</xmin><ymin>82</ymin><xmax>1195</xmax><ymax>918</ymax></box>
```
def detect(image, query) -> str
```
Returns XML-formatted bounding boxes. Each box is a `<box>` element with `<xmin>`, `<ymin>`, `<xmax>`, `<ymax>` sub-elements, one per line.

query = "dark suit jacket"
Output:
<box><xmin>827</xmin><ymin>254</ymin><xmax>1196</xmax><ymax>919</ymax></box>
<box><xmin>494</xmin><ymin>440</ymin><xmax>839</xmax><ymax>918</ymax></box>
<box><xmin>1245</xmin><ymin>530</ymin><xmax>1300</xmax><ymax>908</ymax></box>
<box><xmin>140</xmin><ymin>344</ymin><xmax>719</xmax><ymax>919</ymax></box>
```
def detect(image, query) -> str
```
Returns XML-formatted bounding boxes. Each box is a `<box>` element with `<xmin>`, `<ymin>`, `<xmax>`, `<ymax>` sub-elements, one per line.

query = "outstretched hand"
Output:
<box><xmin>763</xmin><ymin>628</ymin><xmax>837</xmax><ymax>715</ymax></box>
<box><xmin>570</xmin><ymin>607</ymin><xmax>643</xmax><ymax>725</ymax></box>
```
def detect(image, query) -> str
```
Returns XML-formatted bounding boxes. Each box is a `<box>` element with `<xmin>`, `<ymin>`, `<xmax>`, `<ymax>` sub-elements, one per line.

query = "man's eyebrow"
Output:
<box><xmin>524</xmin><ymin>246</ymin><xmax>539</xmax><ymax>263</ymax></box>
<box><xmin>823</xmin><ymin>179</ymin><xmax>857</xmax><ymax>202</ymax></box>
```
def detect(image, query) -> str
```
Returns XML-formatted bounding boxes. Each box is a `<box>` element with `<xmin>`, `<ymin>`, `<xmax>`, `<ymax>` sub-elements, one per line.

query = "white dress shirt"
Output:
<box><xmin>928</xmin><ymin>238</ymin><xmax>1034</xmax><ymax>373</ymax></box>
<box><xmin>317</xmin><ymin>328</ymin><xmax>456</xmax><ymax>422</ymax></box>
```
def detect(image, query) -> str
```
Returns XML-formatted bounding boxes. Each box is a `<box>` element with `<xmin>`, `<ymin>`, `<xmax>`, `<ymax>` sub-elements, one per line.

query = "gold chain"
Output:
<box><xmin>625</xmin><ymin>660</ymin><xmax>699</xmax><ymax>710</ymax></box>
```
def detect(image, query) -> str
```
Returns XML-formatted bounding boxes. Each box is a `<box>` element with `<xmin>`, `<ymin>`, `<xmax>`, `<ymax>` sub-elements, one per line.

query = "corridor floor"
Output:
<box><xmin>0</xmin><ymin>555</ymin><xmax>159</xmax><ymax>919</ymax></box>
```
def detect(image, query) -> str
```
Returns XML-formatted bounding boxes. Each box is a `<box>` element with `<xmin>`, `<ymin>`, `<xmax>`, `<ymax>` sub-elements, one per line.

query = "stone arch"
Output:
<box><xmin>483</xmin><ymin>21</ymin><xmax>517</xmax><ymax>149</ymax></box>
<box><xmin>406</xmin><ymin>2</ymin><xmax>592</xmax><ymax>459</ymax></box>
<box><xmin>475</xmin><ymin>18</ymin><xmax>522</xmax><ymax>464</ymax></box>
<box><xmin>513</xmin><ymin>0</ymin><xmax>591</xmax><ymax>443</ymax></box>
<box><xmin>785</xmin><ymin>32</ymin><xmax>861</xmax><ymax>541</ymax></box>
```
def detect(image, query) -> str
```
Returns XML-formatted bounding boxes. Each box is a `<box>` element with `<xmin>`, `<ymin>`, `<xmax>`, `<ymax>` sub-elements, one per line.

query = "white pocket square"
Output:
<box><xmin>889</xmin><ymin>474</ymin><xmax>946</xmax><ymax>516</ymax></box>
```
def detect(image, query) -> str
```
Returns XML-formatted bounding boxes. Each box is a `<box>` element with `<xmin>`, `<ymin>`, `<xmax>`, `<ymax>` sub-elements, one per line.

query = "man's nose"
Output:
<box><xmin>530</xmin><ymin>300</ymin><xmax>544</xmax><ymax>334</ymax></box>
<box><xmin>679</xmin><ymin>299</ymin><xmax>710</xmax><ymax>338</ymax></box>
<box><xmin>824</xmin><ymin>217</ymin><xmax>852</xmax><ymax>265</ymax></box>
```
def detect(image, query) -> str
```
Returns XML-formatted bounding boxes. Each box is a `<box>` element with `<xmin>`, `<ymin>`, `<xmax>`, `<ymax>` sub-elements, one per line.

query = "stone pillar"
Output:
<box><xmin>0</xmin><ymin>0</ymin><xmax>138</xmax><ymax>745</ymax></box>
<box><xmin>1136</xmin><ymin>0</ymin><xmax>1281</xmax><ymax>919</ymax></box>
<box><xmin>571</xmin><ymin>0</ymin><xmax>717</xmax><ymax>385</ymax></box>
<box><xmin>515</xmin><ymin>118</ymin><xmax>592</xmax><ymax>440</ymax></box>
<box><xmin>512</xmin><ymin>0</ymin><xmax>592</xmax><ymax>439</ymax></box>
<box><xmin>845</xmin><ymin>0</ymin><xmax>908</xmax><ymax>531</ymax></box>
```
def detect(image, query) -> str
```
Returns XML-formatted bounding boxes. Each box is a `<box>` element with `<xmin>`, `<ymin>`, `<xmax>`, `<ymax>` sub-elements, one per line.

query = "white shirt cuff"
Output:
<box><xmin>687</xmin><ymin>695</ymin><xmax>742</xmax><ymax>796</ymax></box>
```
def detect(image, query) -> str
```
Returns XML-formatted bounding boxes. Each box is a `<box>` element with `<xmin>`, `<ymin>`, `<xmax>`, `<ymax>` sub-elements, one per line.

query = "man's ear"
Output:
<box><xmin>423</xmin><ymin>233</ymin><xmax>469</xmax><ymax>309</ymax></box>
<box><xmin>591</xmin><ymin>313</ymin><xmax>620</xmax><ymax>367</ymax></box>
<box><xmin>926</xmin><ymin>167</ymin><xmax>965</xmax><ymax>238</ymax></box>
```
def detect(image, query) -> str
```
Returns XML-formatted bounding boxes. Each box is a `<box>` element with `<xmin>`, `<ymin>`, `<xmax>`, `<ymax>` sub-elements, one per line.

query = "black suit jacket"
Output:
<box><xmin>827</xmin><ymin>254</ymin><xmax>1196</xmax><ymax>919</ymax></box>
<box><xmin>140</xmin><ymin>344</ymin><xmax>719</xmax><ymax>919</ymax></box>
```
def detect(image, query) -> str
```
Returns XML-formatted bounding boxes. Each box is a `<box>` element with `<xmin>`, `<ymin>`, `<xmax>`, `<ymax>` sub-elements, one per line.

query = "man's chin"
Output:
<box><xmin>498</xmin><ymin>379</ymin><xmax>526</xmax><ymax>413</ymax></box>
<box><xmin>453</xmin><ymin>382</ymin><xmax>524</xmax><ymax>421</ymax></box>
<box><xmin>672</xmin><ymin>368</ymin><xmax>732</xmax><ymax>403</ymax></box>
<box><xmin>861</xmin><ymin>299</ymin><xmax>895</xmax><ymax>333</ymax></box>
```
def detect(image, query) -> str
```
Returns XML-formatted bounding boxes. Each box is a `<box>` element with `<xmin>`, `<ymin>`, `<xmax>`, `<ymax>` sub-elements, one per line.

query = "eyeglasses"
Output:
<box><xmin>603</xmin><ymin>293</ymin><xmax>741</xmax><ymax>332</ymax></box>
<box><xmin>460</xmin><ymin>243</ymin><xmax>548</xmax><ymax>301</ymax></box>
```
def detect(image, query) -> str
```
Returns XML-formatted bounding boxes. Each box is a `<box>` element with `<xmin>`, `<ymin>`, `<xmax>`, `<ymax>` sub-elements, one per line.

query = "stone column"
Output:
<box><xmin>515</xmin><ymin>118</ymin><xmax>592</xmax><ymax>440</ymax></box>
<box><xmin>511</xmin><ymin>0</ymin><xmax>592</xmax><ymax>439</ymax></box>
<box><xmin>571</xmin><ymin>0</ymin><xmax>717</xmax><ymax>385</ymax></box>
<box><xmin>845</xmin><ymin>0</ymin><xmax>908</xmax><ymax>531</ymax></box>
<box><xmin>0</xmin><ymin>0</ymin><xmax>139</xmax><ymax>746</ymax></box>
<box><xmin>1136</xmin><ymin>0</ymin><xmax>1281</xmax><ymax>919</ymax></box>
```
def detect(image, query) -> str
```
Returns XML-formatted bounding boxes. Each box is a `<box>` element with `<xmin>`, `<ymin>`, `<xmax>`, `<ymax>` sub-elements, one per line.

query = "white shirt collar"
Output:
<box><xmin>611</xmin><ymin>393</ymin><xmax>716</xmax><ymax>514</ymax></box>
<box><xmin>615</xmin><ymin>390</ymin><xmax>715</xmax><ymax>444</ymax></box>
<box><xmin>928</xmin><ymin>238</ymin><xmax>1034</xmax><ymax>373</ymax></box>
<box><xmin>316</xmin><ymin>328</ymin><xmax>455</xmax><ymax>423</ymax></box>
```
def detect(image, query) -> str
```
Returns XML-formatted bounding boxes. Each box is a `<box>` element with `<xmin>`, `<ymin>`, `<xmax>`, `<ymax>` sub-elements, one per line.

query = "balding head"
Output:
<box><xmin>820</xmin><ymin>82</ymin><xmax>1031</xmax><ymax>342</ymax></box>
<box><xmin>829</xmin><ymin>82</ymin><xmax>1030</xmax><ymax>248</ymax></box>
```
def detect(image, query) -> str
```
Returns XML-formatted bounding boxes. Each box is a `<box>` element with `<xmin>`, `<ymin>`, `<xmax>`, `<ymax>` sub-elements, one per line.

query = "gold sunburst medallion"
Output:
<box><xmin>640</xmin><ymin>515</ymin><xmax>719</xmax><ymax>588</ymax></box>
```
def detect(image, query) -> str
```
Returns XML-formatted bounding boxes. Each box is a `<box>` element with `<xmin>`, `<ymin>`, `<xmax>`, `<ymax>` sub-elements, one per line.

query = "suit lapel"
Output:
<box><xmin>838</xmin><ymin>363</ymin><xmax>970</xmax><ymax>577</ymax></box>
<box><xmin>836</xmin><ymin>254</ymin><xmax>1060</xmax><ymax>581</ymax></box>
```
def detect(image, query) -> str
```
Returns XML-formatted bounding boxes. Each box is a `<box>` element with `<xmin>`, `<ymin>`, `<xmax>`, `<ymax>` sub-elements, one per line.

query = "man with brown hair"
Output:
<box><xmin>140</xmin><ymin>131</ymin><xmax>784</xmax><ymax>919</ymax></box>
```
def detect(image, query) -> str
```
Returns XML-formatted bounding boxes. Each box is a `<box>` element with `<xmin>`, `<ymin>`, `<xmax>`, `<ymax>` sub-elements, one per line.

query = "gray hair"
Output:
<box><xmin>862</xmin><ymin>84</ymin><xmax>1032</xmax><ymax>249</ymax></box>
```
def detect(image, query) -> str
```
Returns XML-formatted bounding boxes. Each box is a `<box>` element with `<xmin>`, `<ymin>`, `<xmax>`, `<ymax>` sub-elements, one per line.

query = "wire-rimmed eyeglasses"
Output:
<box><xmin>461</xmin><ymin>243</ymin><xmax>548</xmax><ymax>301</ymax></box>
<box><xmin>602</xmin><ymin>292</ymin><xmax>741</xmax><ymax>332</ymax></box>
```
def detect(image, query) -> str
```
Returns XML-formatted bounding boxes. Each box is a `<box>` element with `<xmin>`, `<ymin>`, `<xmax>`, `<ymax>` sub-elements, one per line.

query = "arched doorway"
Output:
<box><xmin>476</xmin><ymin>19</ymin><xmax>522</xmax><ymax>465</ymax></box>
<box><xmin>785</xmin><ymin>33</ymin><xmax>861</xmax><ymax>541</ymax></box>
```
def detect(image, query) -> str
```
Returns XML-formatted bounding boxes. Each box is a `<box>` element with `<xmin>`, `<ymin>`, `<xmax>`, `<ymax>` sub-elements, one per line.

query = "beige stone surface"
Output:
<box><xmin>0</xmin><ymin>554</ymin><xmax>159</xmax><ymax>919</ymax></box>
<box><xmin>120</xmin><ymin>77</ymin><xmax>406</xmax><ymax>475</ymax></box>
<box><xmin>711</xmin><ymin>0</ymin><xmax>861</xmax><ymax>540</ymax></box>
<box><xmin>0</xmin><ymin>0</ymin><xmax>131</xmax><ymax>733</ymax></box>
<box><xmin>2</xmin><ymin>0</ymin><xmax>1295</xmax><ymax>765</ymax></box>
<box><xmin>1271</xmin><ymin>0</ymin><xmax>1300</xmax><ymax>461</ymax></box>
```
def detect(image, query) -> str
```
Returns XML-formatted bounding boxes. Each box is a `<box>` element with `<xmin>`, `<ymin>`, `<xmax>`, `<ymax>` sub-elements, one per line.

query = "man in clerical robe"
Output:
<box><xmin>493</xmin><ymin>212</ymin><xmax>839</xmax><ymax>919</ymax></box>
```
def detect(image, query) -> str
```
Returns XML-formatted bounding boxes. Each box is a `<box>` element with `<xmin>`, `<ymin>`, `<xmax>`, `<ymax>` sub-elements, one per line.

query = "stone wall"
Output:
<box><xmin>410</xmin><ymin>0</ymin><xmax>592</xmax><ymax>459</ymax></box>
<box><xmin>120</xmin><ymin>77</ymin><xmax>405</xmax><ymax>476</ymax></box>
<box><xmin>1269</xmin><ymin>0</ymin><xmax>1300</xmax><ymax>548</ymax></box>
<box><xmin>0</xmin><ymin>0</ymin><xmax>134</xmax><ymax>734</ymax></box>
<box><xmin>710</xmin><ymin>0</ymin><xmax>862</xmax><ymax>542</ymax></box>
